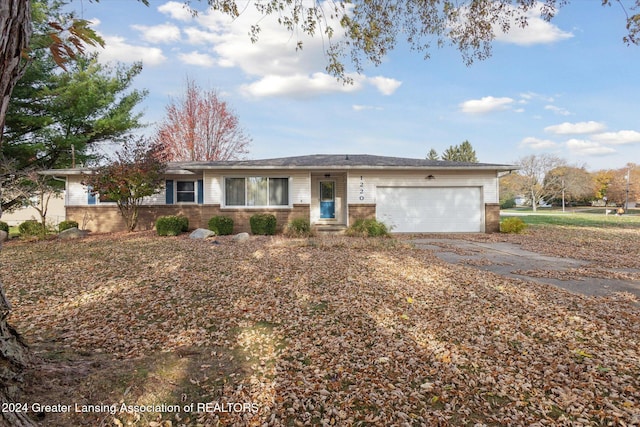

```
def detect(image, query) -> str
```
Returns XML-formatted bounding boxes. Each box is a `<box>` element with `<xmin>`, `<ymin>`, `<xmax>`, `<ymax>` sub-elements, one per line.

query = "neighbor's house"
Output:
<box><xmin>0</xmin><ymin>192</ymin><xmax>66</xmax><ymax>227</ymax></box>
<box><xmin>43</xmin><ymin>154</ymin><xmax>515</xmax><ymax>234</ymax></box>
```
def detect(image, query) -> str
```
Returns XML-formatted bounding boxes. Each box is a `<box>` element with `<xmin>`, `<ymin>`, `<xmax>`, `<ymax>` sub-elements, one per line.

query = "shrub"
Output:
<box><xmin>500</xmin><ymin>198</ymin><xmax>516</xmax><ymax>209</ymax></box>
<box><xmin>156</xmin><ymin>215</ymin><xmax>186</xmax><ymax>236</ymax></box>
<box><xmin>346</xmin><ymin>218</ymin><xmax>390</xmax><ymax>237</ymax></box>
<box><xmin>19</xmin><ymin>220</ymin><xmax>44</xmax><ymax>237</ymax></box>
<box><xmin>0</xmin><ymin>221</ymin><xmax>8</xmax><ymax>233</ymax></box>
<box><xmin>58</xmin><ymin>220</ymin><xmax>79</xmax><ymax>232</ymax></box>
<box><xmin>500</xmin><ymin>217</ymin><xmax>527</xmax><ymax>234</ymax></box>
<box><xmin>208</xmin><ymin>216</ymin><xmax>234</xmax><ymax>235</ymax></box>
<box><xmin>177</xmin><ymin>215</ymin><xmax>189</xmax><ymax>232</ymax></box>
<box><xmin>250</xmin><ymin>213</ymin><xmax>277</xmax><ymax>235</ymax></box>
<box><xmin>284</xmin><ymin>217</ymin><xmax>313</xmax><ymax>237</ymax></box>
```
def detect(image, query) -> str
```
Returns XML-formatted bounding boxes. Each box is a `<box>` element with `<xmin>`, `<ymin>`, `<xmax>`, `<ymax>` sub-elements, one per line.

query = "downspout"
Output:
<box><xmin>51</xmin><ymin>175</ymin><xmax>68</xmax><ymax>218</ymax></box>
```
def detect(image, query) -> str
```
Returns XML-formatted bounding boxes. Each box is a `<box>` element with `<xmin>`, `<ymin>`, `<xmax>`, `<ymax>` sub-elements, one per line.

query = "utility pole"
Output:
<box><xmin>625</xmin><ymin>168</ymin><xmax>630</xmax><ymax>211</ymax></box>
<box><xmin>562</xmin><ymin>178</ymin><xmax>565</xmax><ymax>213</ymax></box>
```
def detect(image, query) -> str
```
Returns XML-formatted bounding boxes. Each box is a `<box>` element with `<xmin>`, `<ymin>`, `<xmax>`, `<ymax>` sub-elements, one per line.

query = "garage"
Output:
<box><xmin>375</xmin><ymin>186</ymin><xmax>483</xmax><ymax>233</ymax></box>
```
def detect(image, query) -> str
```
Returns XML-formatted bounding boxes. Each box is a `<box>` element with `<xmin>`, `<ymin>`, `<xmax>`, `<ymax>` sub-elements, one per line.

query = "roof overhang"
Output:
<box><xmin>39</xmin><ymin>155</ymin><xmax>519</xmax><ymax>176</ymax></box>
<box><xmin>39</xmin><ymin>167</ymin><xmax>196</xmax><ymax>176</ymax></box>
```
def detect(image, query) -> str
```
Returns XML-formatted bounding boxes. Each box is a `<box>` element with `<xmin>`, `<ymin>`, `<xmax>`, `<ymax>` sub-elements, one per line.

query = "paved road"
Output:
<box><xmin>411</xmin><ymin>238</ymin><xmax>640</xmax><ymax>299</ymax></box>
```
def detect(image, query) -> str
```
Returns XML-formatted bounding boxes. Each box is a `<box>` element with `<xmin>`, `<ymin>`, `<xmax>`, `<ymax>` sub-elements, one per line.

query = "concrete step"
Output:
<box><xmin>313</xmin><ymin>224</ymin><xmax>347</xmax><ymax>235</ymax></box>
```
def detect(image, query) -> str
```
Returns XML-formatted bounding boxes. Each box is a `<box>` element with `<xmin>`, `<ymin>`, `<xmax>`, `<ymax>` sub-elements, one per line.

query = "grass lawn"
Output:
<box><xmin>501</xmin><ymin>208</ymin><xmax>640</xmax><ymax>229</ymax></box>
<box><xmin>1</xmin><ymin>230</ymin><xmax>639</xmax><ymax>426</ymax></box>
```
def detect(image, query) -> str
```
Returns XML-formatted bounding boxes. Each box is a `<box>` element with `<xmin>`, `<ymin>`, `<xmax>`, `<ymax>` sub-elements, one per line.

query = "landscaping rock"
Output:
<box><xmin>232</xmin><ymin>232</ymin><xmax>250</xmax><ymax>242</ymax></box>
<box><xmin>58</xmin><ymin>227</ymin><xmax>88</xmax><ymax>240</ymax></box>
<box><xmin>189</xmin><ymin>228</ymin><xmax>216</xmax><ymax>239</ymax></box>
<box><xmin>0</xmin><ymin>230</ymin><xmax>8</xmax><ymax>243</ymax></box>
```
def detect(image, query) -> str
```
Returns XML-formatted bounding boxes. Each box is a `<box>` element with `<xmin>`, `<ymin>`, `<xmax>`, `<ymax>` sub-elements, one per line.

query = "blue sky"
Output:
<box><xmin>72</xmin><ymin>0</ymin><xmax>640</xmax><ymax>170</ymax></box>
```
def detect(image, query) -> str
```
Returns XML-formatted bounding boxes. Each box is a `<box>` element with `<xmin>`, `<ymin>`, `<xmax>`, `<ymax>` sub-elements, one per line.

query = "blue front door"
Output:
<box><xmin>320</xmin><ymin>181</ymin><xmax>335</xmax><ymax>219</ymax></box>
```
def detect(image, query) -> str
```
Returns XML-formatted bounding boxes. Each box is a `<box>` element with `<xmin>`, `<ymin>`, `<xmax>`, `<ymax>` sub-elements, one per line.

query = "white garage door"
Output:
<box><xmin>376</xmin><ymin>187</ymin><xmax>483</xmax><ymax>233</ymax></box>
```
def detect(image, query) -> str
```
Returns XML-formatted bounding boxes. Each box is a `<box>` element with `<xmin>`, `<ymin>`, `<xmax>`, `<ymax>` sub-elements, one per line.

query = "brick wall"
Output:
<box><xmin>348</xmin><ymin>204</ymin><xmax>376</xmax><ymax>225</ymax></box>
<box><xmin>67</xmin><ymin>203</ymin><xmax>499</xmax><ymax>234</ymax></box>
<box><xmin>485</xmin><ymin>203</ymin><xmax>500</xmax><ymax>233</ymax></box>
<box><xmin>67</xmin><ymin>206</ymin><xmax>125</xmax><ymax>233</ymax></box>
<box><xmin>202</xmin><ymin>204</ymin><xmax>310</xmax><ymax>233</ymax></box>
<box><xmin>66</xmin><ymin>204</ymin><xmax>310</xmax><ymax>234</ymax></box>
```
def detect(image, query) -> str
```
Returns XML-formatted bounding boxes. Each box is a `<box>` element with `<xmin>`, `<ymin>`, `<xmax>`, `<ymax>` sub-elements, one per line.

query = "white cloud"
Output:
<box><xmin>520</xmin><ymin>137</ymin><xmax>558</xmax><ymax>149</ymax></box>
<box><xmin>592</xmin><ymin>130</ymin><xmax>640</xmax><ymax>145</ymax></box>
<box><xmin>353</xmin><ymin>105</ymin><xmax>383</xmax><ymax>111</ymax></box>
<box><xmin>158</xmin><ymin>1</ymin><xmax>193</xmax><ymax>21</ymax></box>
<box><xmin>240</xmin><ymin>73</ymin><xmax>365</xmax><ymax>98</ymax></box>
<box><xmin>544</xmin><ymin>121</ymin><xmax>606</xmax><ymax>135</ymax></box>
<box><xmin>194</xmin><ymin>7</ymin><xmax>335</xmax><ymax>77</ymax></box>
<box><xmin>368</xmin><ymin>76</ymin><xmax>402</xmax><ymax>95</ymax></box>
<box><xmin>519</xmin><ymin>92</ymin><xmax>554</xmax><ymax>103</ymax></box>
<box><xmin>131</xmin><ymin>23</ymin><xmax>181</xmax><ymax>44</ymax></box>
<box><xmin>460</xmin><ymin>96</ymin><xmax>514</xmax><ymax>114</ymax></box>
<box><xmin>90</xmin><ymin>35</ymin><xmax>167</xmax><ymax>66</ymax></box>
<box><xmin>171</xmin><ymin>2</ymin><xmax>399</xmax><ymax>98</ymax></box>
<box><xmin>178</xmin><ymin>51</ymin><xmax>216</xmax><ymax>67</ymax></box>
<box><xmin>494</xmin><ymin>5</ymin><xmax>573</xmax><ymax>46</ymax></box>
<box><xmin>183</xmin><ymin>27</ymin><xmax>221</xmax><ymax>45</ymax></box>
<box><xmin>566</xmin><ymin>139</ymin><xmax>616</xmax><ymax>156</ymax></box>
<box><xmin>544</xmin><ymin>105</ymin><xmax>571</xmax><ymax>116</ymax></box>
<box><xmin>95</xmin><ymin>1</ymin><xmax>402</xmax><ymax>98</ymax></box>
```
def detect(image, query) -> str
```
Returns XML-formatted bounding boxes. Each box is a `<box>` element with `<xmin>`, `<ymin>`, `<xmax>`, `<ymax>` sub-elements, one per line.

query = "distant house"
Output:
<box><xmin>1</xmin><ymin>192</ymin><xmax>66</xmax><ymax>227</ymax></box>
<box><xmin>43</xmin><ymin>154</ymin><xmax>515</xmax><ymax>233</ymax></box>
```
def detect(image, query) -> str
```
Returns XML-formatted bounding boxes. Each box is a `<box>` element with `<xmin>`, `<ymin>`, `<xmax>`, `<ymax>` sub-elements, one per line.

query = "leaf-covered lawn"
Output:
<box><xmin>2</xmin><ymin>231</ymin><xmax>639</xmax><ymax>426</ymax></box>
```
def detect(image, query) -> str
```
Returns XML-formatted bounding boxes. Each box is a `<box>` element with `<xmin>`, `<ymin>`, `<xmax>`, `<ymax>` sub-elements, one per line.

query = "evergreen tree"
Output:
<box><xmin>426</xmin><ymin>148</ymin><xmax>439</xmax><ymax>160</ymax></box>
<box><xmin>441</xmin><ymin>140</ymin><xmax>478</xmax><ymax>163</ymax></box>
<box><xmin>4</xmin><ymin>53</ymin><xmax>146</xmax><ymax>172</ymax></box>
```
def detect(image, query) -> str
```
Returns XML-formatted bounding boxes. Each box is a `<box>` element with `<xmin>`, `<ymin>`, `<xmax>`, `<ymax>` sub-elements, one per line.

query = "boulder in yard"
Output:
<box><xmin>189</xmin><ymin>228</ymin><xmax>216</xmax><ymax>239</ymax></box>
<box><xmin>58</xmin><ymin>227</ymin><xmax>89</xmax><ymax>240</ymax></box>
<box><xmin>232</xmin><ymin>232</ymin><xmax>250</xmax><ymax>242</ymax></box>
<box><xmin>0</xmin><ymin>230</ymin><xmax>7</xmax><ymax>243</ymax></box>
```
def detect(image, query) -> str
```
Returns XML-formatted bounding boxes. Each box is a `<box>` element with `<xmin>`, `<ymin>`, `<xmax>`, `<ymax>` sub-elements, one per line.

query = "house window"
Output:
<box><xmin>176</xmin><ymin>181</ymin><xmax>195</xmax><ymax>203</ymax></box>
<box><xmin>225</xmin><ymin>178</ymin><xmax>245</xmax><ymax>206</ymax></box>
<box><xmin>224</xmin><ymin>177</ymin><xmax>289</xmax><ymax>207</ymax></box>
<box><xmin>269</xmin><ymin>178</ymin><xmax>288</xmax><ymax>206</ymax></box>
<box><xmin>99</xmin><ymin>194</ymin><xmax>117</xmax><ymax>203</ymax></box>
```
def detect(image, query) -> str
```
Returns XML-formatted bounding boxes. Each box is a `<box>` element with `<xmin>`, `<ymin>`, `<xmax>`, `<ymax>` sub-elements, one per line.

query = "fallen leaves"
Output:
<box><xmin>1</xmin><ymin>232</ymin><xmax>639</xmax><ymax>426</ymax></box>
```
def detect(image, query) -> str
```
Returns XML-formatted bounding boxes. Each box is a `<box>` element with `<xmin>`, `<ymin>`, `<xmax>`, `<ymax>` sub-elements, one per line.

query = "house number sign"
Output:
<box><xmin>359</xmin><ymin>176</ymin><xmax>365</xmax><ymax>201</ymax></box>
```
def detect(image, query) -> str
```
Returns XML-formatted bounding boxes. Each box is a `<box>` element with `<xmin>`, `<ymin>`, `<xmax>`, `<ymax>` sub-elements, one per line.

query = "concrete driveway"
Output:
<box><xmin>411</xmin><ymin>238</ymin><xmax>640</xmax><ymax>299</ymax></box>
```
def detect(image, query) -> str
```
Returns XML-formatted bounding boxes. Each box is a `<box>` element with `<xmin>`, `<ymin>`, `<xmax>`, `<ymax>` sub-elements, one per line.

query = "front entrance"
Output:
<box><xmin>319</xmin><ymin>181</ymin><xmax>335</xmax><ymax>219</ymax></box>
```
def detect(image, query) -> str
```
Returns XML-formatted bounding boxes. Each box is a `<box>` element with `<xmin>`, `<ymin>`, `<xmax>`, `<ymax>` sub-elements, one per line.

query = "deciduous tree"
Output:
<box><xmin>544</xmin><ymin>165</ymin><xmax>596</xmax><ymax>206</ymax></box>
<box><xmin>197</xmin><ymin>0</ymin><xmax>640</xmax><ymax>80</ymax></box>
<box><xmin>514</xmin><ymin>154</ymin><xmax>566</xmax><ymax>212</ymax></box>
<box><xmin>0</xmin><ymin>3</ymin><xmax>34</xmax><ymax>423</ymax></box>
<box><xmin>154</xmin><ymin>78</ymin><xmax>250</xmax><ymax>161</ymax></box>
<box><xmin>499</xmin><ymin>171</ymin><xmax>526</xmax><ymax>208</ymax></box>
<box><xmin>83</xmin><ymin>138</ymin><xmax>167</xmax><ymax>232</ymax></box>
<box><xmin>599</xmin><ymin>164</ymin><xmax>639</xmax><ymax>206</ymax></box>
<box><xmin>0</xmin><ymin>158</ymin><xmax>63</xmax><ymax>231</ymax></box>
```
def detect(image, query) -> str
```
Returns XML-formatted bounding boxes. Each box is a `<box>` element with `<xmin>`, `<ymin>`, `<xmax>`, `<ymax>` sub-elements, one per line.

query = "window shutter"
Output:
<box><xmin>165</xmin><ymin>180</ymin><xmax>174</xmax><ymax>204</ymax></box>
<box><xmin>197</xmin><ymin>179</ymin><xmax>204</xmax><ymax>204</ymax></box>
<box><xmin>87</xmin><ymin>186</ymin><xmax>96</xmax><ymax>205</ymax></box>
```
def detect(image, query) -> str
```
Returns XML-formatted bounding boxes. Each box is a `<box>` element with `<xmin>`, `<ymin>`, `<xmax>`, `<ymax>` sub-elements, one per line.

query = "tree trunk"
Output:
<box><xmin>0</xmin><ymin>0</ymin><xmax>31</xmax><ymax>142</ymax></box>
<box><xmin>0</xmin><ymin>1</ymin><xmax>35</xmax><ymax>425</ymax></box>
<box><xmin>531</xmin><ymin>190</ymin><xmax>537</xmax><ymax>212</ymax></box>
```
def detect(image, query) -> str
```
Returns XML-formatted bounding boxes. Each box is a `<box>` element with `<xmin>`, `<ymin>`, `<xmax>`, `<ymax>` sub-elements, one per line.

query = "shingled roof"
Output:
<box><xmin>176</xmin><ymin>154</ymin><xmax>515</xmax><ymax>170</ymax></box>
<box><xmin>41</xmin><ymin>154</ymin><xmax>516</xmax><ymax>175</ymax></box>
